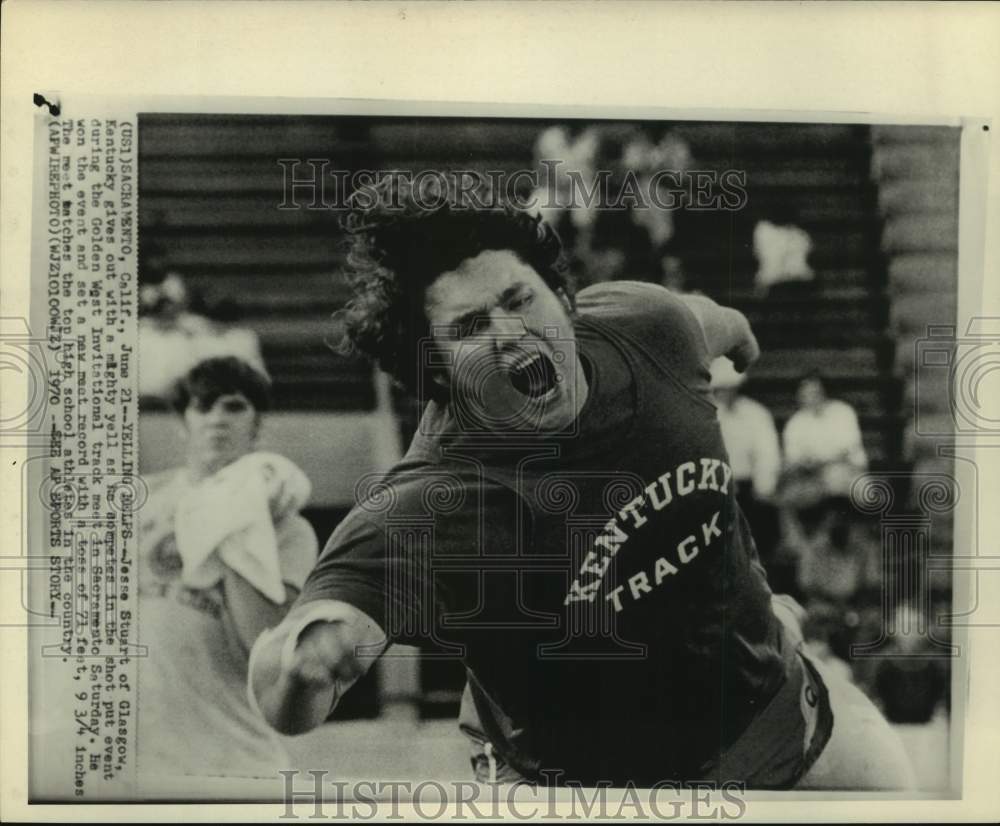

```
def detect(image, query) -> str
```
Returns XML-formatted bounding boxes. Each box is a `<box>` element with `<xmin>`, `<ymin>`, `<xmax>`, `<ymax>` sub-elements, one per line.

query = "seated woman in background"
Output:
<box><xmin>782</xmin><ymin>371</ymin><xmax>867</xmax><ymax>491</ymax></box>
<box><xmin>137</xmin><ymin>356</ymin><xmax>318</xmax><ymax>780</ymax></box>
<box><xmin>138</xmin><ymin>240</ymin><xmax>264</xmax><ymax>401</ymax></box>
<box><xmin>778</xmin><ymin>370</ymin><xmax>869</xmax><ymax>603</ymax></box>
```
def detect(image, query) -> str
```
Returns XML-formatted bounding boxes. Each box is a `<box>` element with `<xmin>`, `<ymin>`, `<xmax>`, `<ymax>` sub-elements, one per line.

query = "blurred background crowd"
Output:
<box><xmin>137</xmin><ymin>115</ymin><xmax>960</xmax><ymax>788</ymax></box>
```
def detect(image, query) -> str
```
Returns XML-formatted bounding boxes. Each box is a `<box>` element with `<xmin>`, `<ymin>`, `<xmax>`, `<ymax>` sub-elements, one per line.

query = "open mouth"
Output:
<box><xmin>509</xmin><ymin>352</ymin><xmax>559</xmax><ymax>399</ymax></box>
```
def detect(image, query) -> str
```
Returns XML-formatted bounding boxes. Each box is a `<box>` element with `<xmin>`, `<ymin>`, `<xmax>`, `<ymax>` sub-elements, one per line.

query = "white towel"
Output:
<box><xmin>174</xmin><ymin>452</ymin><xmax>312</xmax><ymax>604</ymax></box>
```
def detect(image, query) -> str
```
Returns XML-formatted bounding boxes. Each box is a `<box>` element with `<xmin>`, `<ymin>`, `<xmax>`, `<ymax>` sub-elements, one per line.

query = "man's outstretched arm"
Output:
<box><xmin>247</xmin><ymin>600</ymin><xmax>387</xmax><ymax>735</ymax></box>
<box><xmin>680</xmin><ymin>292</ymin><xmax>760</xmax><ymax>372</ymax></box>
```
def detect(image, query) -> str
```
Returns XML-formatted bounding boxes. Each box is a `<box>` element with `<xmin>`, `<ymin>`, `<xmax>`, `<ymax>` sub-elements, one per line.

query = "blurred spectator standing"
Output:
<box><xmin>710</xmin><ymin>357</ymin><xmax>786</xmax><ymax>588</ymax></box>
<box><xmin>621</xmin><ymin>129</ymin><xmax>693</xmax><ymax>253</ymax></box>
<box><xmin>531</xmin><ymin>124</ymin><xmax>695</xmax><ymax>290</ymax></box>
<box><xmin>529</xmin><ymin>126</ymin><xmax>601</xmax><ymax>259</ymax></box>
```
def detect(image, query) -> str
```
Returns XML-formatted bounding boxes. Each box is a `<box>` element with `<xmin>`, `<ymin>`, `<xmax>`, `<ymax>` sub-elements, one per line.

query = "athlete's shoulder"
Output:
<box><xmin>576</xmin><ymin>280</ymin><xmax>689</xmax><ymax>322</ymax></box>
<box><xmin>344</xmin><ymin>454</ymin><xmax>512</xmax><ymax>527</ymax></box>
<box><xmin>576</xmin><ymin>281</ymin><xmax>709</xmax><ymax>377</ymax></box>
<box><xmin>577</xmin><ymin>280</ymin><xmax>705</xmax><ymax>344</ymax></box>
<box><xmin>323</xmin><ymin>457</ymin><xmax>520</xmax><ymax>565</ymax></box>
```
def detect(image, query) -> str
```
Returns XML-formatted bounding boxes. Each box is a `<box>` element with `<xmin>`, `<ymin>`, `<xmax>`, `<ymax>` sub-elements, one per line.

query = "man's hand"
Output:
<box><xmin>249</xmin><ymin>621</ymin><xmax>346</xmax><ymax>735</ymax></box>
<box><xmin>248</xmin><ymin>602</ymin><xmax>386</xmax><ymax>735</ymax></box>
<box><xmin>294</xmin><ymin>621</ymin><xmax>370</xmax><ymax>686</ymax></box>
<box><xmin>725</xmin><ymin>311</ymin><xmax>760</xmax><ymax>373</ymax></box>
<box><xmin>681</xmin><ymin>293</ymin><xmax>760</xmax><ymax>372</ymax></box>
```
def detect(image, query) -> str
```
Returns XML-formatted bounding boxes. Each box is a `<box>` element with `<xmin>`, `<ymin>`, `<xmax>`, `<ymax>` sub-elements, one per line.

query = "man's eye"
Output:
<box><xmin>223</xmin><ymin>400</ymin><xmax>250</xmax><ymax>413</ymax></box>
<box><xmin>508</xmin><ymin>293</ymin><xmax>533</xmax><ymax>312</ymax></box>
<box><xmin>458</xmin><ymin>317</ymin><xmax>490</xmax><ymax>339</ymax></box>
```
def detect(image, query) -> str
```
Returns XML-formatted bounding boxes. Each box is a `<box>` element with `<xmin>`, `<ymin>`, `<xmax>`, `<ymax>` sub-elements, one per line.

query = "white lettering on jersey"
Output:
<box><xmin>563</xmin><ymin>457</ymin><xmax>732</xmax><ymax>607</ymax></box>
<box><xmin>654</xmin><ymin>556</ymin><xmax>679</xmax><ymax>584</ymax></box>
<box><xmin>676</xmin><ymin>461</ymin><xmax>697</xmax><ymax>496</ymax></box>
<box><xmin>677</xmin><ymin>535</ymin><xmax>699</xmax><ymax>564</ymax></box>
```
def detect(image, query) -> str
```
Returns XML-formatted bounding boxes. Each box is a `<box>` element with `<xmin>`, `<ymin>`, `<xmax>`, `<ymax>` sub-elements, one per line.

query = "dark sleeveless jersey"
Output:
<box><xmin>300</xmin><ymin>282</ymin><xmax>807</xmax><ymax>786</ymax></box>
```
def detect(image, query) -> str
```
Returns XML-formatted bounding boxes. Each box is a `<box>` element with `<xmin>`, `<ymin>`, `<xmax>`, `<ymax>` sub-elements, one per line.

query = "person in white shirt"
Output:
<box><xmin>780</xmin><ymin>371</ymin><xmax>868</xmax><ymax>598</ymax></box>
<box><xmin>783</xmin><ymin>372</ymin><xmax>867</xmax><ymax>483</ymax></box>
<box><xmin>710</xmin><ymin>357</ymin><xmax>783</xmax><ymax>574</ymax></box>
<box><xmin>712</xmin><ymin>357</ymin><xmax>782</xmax><ymax>499</ymax></box>
<box><xmin>137</xmin><ymin>357</ymin><xmax>318</xmax><ymax>783</ymax></box>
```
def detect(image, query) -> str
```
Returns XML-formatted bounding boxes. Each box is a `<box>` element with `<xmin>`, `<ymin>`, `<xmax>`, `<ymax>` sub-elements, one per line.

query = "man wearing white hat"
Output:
<box><xmin>710</xmin><ymin>356</ymin><xmax>783</xmax><ymax>580</ymax></box>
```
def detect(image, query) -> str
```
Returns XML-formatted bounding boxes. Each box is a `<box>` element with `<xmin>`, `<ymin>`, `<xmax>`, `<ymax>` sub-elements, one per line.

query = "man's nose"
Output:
<box><xmin>486</xmin><ymin>308</ymin><xmax>529</xmax><ymax>339</ymax></box>
<box><xmin>206</xmin><ymin>404</ymin><xmax>231</xmax><ymax>423</ymax></box>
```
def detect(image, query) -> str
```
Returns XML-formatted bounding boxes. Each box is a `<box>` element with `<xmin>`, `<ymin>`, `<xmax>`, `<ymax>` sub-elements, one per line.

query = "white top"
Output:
<box><xmin>716</xmin><ymin>395</ymin><xmax>782</xmax><ymax>498</ymax></box>
<box><xmin>136</xmin><ymin>468</ymin><xmax>318</xmax><ymax>781</ymax></box>
<box><xmin>753</xmin><ymin>220</ymin><xmax>815</xmax><ymax>291</ymax></box>
<box><xmin>783</xmin><ymin>399</ymin><xmax>868</xmax><ymax>469</ymax></box>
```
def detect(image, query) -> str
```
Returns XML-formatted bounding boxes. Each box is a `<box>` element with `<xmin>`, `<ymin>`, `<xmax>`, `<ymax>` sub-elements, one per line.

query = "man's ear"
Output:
<box><xmin>556</xmin><ymin>287</ymin><xmax>575</xmax><ymax>316</ymax></box>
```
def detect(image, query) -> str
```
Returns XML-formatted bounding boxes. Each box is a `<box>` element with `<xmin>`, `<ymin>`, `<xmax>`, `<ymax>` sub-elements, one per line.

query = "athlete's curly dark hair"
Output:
<box><xmin>332</xmin><ymin>174</ymin><xmax>573</xmax><ymax>396</ymax></box>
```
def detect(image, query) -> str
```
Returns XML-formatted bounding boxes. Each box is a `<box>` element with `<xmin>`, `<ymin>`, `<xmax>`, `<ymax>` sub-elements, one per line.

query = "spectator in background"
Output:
<box><xmin>782</xmin><ymin>371</ymin><xmax>867</xmax><ymax>504</ymax></box>
<box><xmin>138</xmin><ymin>241</ymin><xmax>264</xmax><ymax>400</ymax></box>
<box><xmin>529</xmin><ymin>125</ymin><xmax>601</xmax><ymax>254</ymax></box>
<box><xmin>779</xmin><ymin>371</ymin><xmax>868</xmax><ymax>604</ymax></box>
<box><xmin>137</xmin><ymin>356</ymin><xmax>318</xmax><ymax>780</ymax></box>
<box><xmin>621</xmin><ymin>129</ymin><xmax>693</xmax><ymax>252</ymax></box>
<box><xmin>710</xmin><ymin>357</ymin><xmax>784</xmax><ymax>581</ymax></box>
<box><xmin>873</xmin><ymin>602</ymin><xmax>948</xmax><ymax>725</ymax></box>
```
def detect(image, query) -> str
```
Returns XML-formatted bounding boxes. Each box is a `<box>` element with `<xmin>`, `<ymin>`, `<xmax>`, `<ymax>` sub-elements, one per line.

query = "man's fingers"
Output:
<box><xmin>295</xmin><ymin>654</ymin><xmax>337</xmax><ymax>687</ymax></box>
<box><xmin>291</xmin><ymin>633</ymin><xmax>339</xmax><ymax>686</ymax></box>
<box><xmin>730</xmin><ymin>331</ymin><xmax>761</xmax><ymax>373</ymax></box>
<box><xmin>291</xmin><ymin>621</ymin><xmax>368</xmax><ymax>686</ymax></box>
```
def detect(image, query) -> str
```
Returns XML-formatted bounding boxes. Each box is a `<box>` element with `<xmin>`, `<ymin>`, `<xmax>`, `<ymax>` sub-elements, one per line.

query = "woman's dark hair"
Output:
<box><xmin>170</xmin><ymin>356</ymin><xmax>272</xmax><ymax>415</ymax></box>
<box><xmin>798</xmin><ymin>368</ymin><xmax>827</xmax><ymax>394</ymax></box>
<box><xmin>332</xmin><ymin>174</ymin><xmax>572</xmax><ymax>395</ymax></box>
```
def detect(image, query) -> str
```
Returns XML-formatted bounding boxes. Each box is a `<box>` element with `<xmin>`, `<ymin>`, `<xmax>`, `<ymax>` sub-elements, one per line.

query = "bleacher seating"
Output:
<box><xmin>871</xmin><ymin>125</ymin><xmax>960</xmax><ymax>470</ymax></box>
<box><xmin>139</xmin><ymin>116</ymin><xmax>904</xmax><ymax>468</ymax></box>
<box><xmin>663</xmin><ymin>122</ymin><xmax>901</xmax><ymax>467</ymax></box>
